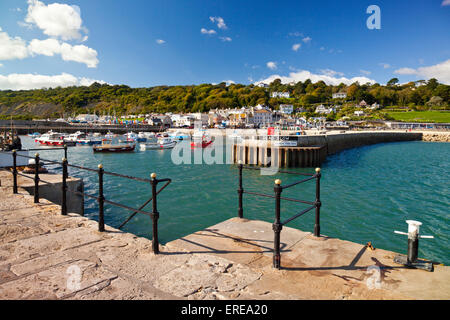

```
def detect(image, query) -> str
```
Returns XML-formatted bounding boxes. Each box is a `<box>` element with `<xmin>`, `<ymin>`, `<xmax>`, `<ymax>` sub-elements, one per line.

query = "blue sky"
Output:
<box><xmin>1</xmin><ymin>0</ymin><xmax>449</xmax><ymax>89</ymax></box>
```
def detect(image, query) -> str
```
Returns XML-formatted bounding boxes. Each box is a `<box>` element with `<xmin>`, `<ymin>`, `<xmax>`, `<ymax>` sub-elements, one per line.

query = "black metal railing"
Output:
<box><xmin>237</xmin><ymin>163</ymin><xmax>322</xmax><ymax>269</ymax></box>
<box><xmin>1</xmin><ymin>149</ymin><xmax>171</xmax><ymax>254</ymax></box>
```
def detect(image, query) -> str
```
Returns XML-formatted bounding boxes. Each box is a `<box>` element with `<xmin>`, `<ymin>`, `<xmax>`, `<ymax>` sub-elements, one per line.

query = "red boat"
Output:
<box><xmin>190</xmin><ymin>140</ymin><xmax>213</xmax><ymax>148</ymax></box>
<box><xmin>190</xmin><ymin>131</ymin><xmax>213</xmax><ymax>148</ymax></box>
<box><xmin>35</xmin><ymin>132</ymin><xmax>76</xmax><ymax>146</ymax></box>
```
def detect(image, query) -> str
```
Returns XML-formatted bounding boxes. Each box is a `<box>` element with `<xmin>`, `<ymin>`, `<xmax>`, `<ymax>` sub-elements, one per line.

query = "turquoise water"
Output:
<box><xmin>21</xmin><ymin>137</ymin><xmax>449</xmax><ymax>265</ymax></box>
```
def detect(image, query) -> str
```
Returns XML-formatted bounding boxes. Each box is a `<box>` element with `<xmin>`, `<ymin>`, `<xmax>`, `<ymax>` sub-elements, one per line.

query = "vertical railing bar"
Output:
<box><xmin>61</xmin><ymin>157</ymin><xmax>68</xmax><ymax>215</ymax></box>
<box><xmin>12</xmin><ymin>150</ymin><xmax>18</xmax><ymax>194</ymax></box>
<box><xmin>314</xmin><ymin>168</ymin><xmax>321</xmax><ymax>237</ymax></box>
<box><xmin>238</xmin><ymin>162</ymin><xmax>243</xmax><ymax>218</ymax></box>
<box><xmin>151</xmin><ymin>173</ymin><xmax>160</xmax><ymax>254</ymax></box>
<box><xmin>98</xmin><ymin>164</ymin><xmax>105</xmax><ymax>232</ymax></box>
<box><xmin>34</xmin><ymin>153</ymin><xmax>40</xmax><ymax>203</ymax></box>
<box><xmin>273</xmin><ymin>179</ymin><xmax>283</xmax><ymax>269</ymax></box>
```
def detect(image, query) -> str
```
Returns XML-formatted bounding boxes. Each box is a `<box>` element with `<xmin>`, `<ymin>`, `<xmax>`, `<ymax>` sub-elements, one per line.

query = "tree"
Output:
<box><xmin>387</xmin><ymin>78</ymin><xmax>399</xmax><ymax>87</ymax></box>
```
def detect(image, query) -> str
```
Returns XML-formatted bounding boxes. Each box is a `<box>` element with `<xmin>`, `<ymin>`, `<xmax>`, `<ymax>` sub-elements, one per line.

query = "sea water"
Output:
<box><xmin>20</xmin><ymin>137</ymin><xmax>449</xmax><ymax>265</ymax></box>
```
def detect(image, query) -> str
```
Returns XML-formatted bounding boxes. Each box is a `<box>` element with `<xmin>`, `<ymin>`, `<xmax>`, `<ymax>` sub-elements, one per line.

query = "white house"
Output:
<box><xmin>279</xmin><ymin>104</ymin><xmax>294</xmax><ymax>115</ymax></box>
<box><xmin>332</xmin><ymin>92</ymin><xmax>347</xmax><ymax>99</ymax></box>
<box><xmin>315</xmin><ymin>105</ymin><xmax>335</xmax><ymax>114</ymax></box>
<box><xmin>171</xmin><ymin>114</ymin><xmax>195</xmax><ymax>127</ymax></box>
<box><xmin>271</xmin><ymin>92</ymin><xmax>290</xmax><ymax>99</ymax></box>
<box><xmin>252</xmin><ymin>109</ymin><xmax>273</xmax><ymax>126</ymax></box>
<box><xmin>75</xmin><ymin>114</ymin><xmax>99</xmax><ymax>122</ymax></box>
<box><xmin>354</xmin><ymin>110</ymin><xmax>365</xmax><ymax>117</ymax></box>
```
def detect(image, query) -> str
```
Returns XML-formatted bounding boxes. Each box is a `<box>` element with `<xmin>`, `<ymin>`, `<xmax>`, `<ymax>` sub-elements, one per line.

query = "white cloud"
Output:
<box><xmin>442</xmin><ymin>0</ymin><xmax>450</xmax><ymax>6</ymax></box>
<box><xmin>156</xmin><ymin>39</ymin><xmax>165</xmax><ymax>44</ymax></box>
<box><xmin>318</xmin><ymin>69</ymin><xmax>344</xmax><ymax>77</ymax></box>
<box><xmin>209</xmin><ymin>16</ymin><xmax>227</xmax><ymax>29</ymax></box>
<box><xmin>360</xmin><ymin>69</ymin><xmax>372</xmax><ymax>75</ymax></box>
<box><xmin>394</xmin><ymin>67</ymin><xmax>416</xmax><ymax>75</ymax></box>
<box><xmin>24</xmin><ymin>0</ymin><xmax>88</xmax><ymax>41</ymax></box>
<box><xmin>28</xmin><ymin>38</ymin><xmax>99</xmax><ymax>68</ymax></box>
<box><xmin>394</xmin><ymin>59</ymin><xmax>450</xmax><ymax>84</ymax></box>
<box><xmin>292</xmin><ymin>43</ymin><xmax>301</xmax><ymax>51</ymax></box>
<box><xmin>0</xmin><ymin>72</ymin><xmax>105</xmax><ymax>90</ymax></box>
<box><xmin>219</xmin><ymin>36</ymin><xmax>232</xmax><ymax>42</ymax></box>
<box><xmin>223</xmin><ymin>80</ymin><xmax>235</xmax><ymax>86</ymax></box>
<box><xmin>379</xmin><ymin>63</ymin><xmax>391</xmax><ymax>69</ymax></box>
<box><xmin>302</xmin><ymin>36</ymin><xmax>312</xmax><ymax>43</ymax></box>
<box><xmin>201</xmin><ymin>28</ymin><xmax>216</xmax><ymax>35</ymax></box>
<box><xmin>0</xmin><ymin>63</ymin><xmax>3</xmax><ymax>68</ymax></box>
<box><xmin>0</xmin><ymin>28</ymin><xmax>29</xmax><ymax>60</ymax></box>
<box><xmin>266</xmin><ymin>61</ymin><xmax>277</xmax><ymax>70</ymax></box>
<box><xmin>255</xmin><ymin>69</ymin><xmax>376</xmax><ymax>86</ymax></box>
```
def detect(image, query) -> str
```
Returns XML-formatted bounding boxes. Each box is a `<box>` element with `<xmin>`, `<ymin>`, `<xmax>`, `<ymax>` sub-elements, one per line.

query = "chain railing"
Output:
<box><xmin>237</xmin><ymin>163</ymin><xmax>322</xmax><ymax>269</ymax></box>
<box><xmin>1</xmin><ymin>149</ymin><xmax>171</xmax><ymax>254</ymax></box>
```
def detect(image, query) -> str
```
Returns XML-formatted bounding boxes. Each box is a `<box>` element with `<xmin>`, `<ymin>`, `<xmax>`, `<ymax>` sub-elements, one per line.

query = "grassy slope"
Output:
<box><xmin>385</xmin><ymin>111</ymin><xmax>450</xmax><ymax>123</ymax></box>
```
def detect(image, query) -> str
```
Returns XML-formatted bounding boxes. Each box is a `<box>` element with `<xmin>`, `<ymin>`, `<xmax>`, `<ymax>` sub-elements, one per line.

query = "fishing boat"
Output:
<box><xmin>77</xmin><ymin>136</ymin><xmax>102</xmax><ymax>145</ymax></box>
<box><xmin>36</xmin><ymin>132</ymin><xmax>76</xmax><ymax>146</ymax></box>
<box><xmin>139</xmin><ymin>134</ymin><xmax>160</xmax><ymax>150</ymax></box>
<box><xmin>65</xmin><ymin>131</ymin><xmax>85</xmax><ymax>142</ymax></box>
<box><xmin>93</xmin><ymin>137</ymin><xmax>136</xmax><ymax>153</ymax></box>
<box><xmin>190</xmin><ymin>131</ymin><xmax>213</xmax><ymax>148</ymax></box>
<box><xmin>124</xmin><ymin>131</ymin><xmax>147</xmax><ymax>143</ymax></box>
<box><xmin>158</xmin><ymin>137</ymin><xmax>177</xmax><ymax>149</ymax></box>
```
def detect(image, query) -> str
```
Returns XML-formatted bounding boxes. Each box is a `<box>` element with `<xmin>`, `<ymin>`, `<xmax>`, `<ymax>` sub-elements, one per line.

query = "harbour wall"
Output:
<box><xmin>232</xmin><ymin>131</ymin><xmax>423</xmax><ymax>167</ymax></box>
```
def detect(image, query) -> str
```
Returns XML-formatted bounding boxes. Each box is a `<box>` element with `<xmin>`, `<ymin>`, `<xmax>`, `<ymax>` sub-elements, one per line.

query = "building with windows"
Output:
<box><xmin>332</xmin><ymin>92</ymin><xmax>347</xmax><ymax>99</ymax></box>
<box><xmin>279</xmin><ymin>104</ymin><xmax>294</xmax><ymax>115</ymax></box>
<box><xmin>271</xmin><ymin>92</ymin><xmax>290</xmax><ymax>98</ymax></box>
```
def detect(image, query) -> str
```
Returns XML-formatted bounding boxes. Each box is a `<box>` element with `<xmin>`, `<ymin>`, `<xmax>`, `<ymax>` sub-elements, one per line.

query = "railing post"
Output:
<box><xmin>237</xmin><ymin>161</ymin><xmax>243</xmax><ymax>218</ymax></box>
<box><xmin>314</xmin><ymin>167</ymin><xmax>321</xmax><ymax>237</ymax></box>
<box><xmin>98</xmin><ymin>164</ymin><xmax>105</xmax><ymax>232</ymax></box>
<box><xmin>12</xmin><ymin>150</ymin><xmax>18</xmax><ymax>194</ymax></box>
<box><xmin>61</xmin><ymin>158</ymin><xmax>68</xmax><ymax>215</ymax></box>
<box><xmin>34</xmin><ymin>153</ymin><xmax>40</xmax><ymax>203</ymax></box>
<box><xmin>273</xmin><ymin>179</ymin><xmax>283</xmax><ymax>269</ymax></box>
<box><xmin>151</xmin><ymin>173</ymin><xmax>160</xmax><ymax>254</ymax></box>
<box><xmin>64</xmin><ymin>144</ymin><xmax>68</xmax><ymax>161</ymax></box>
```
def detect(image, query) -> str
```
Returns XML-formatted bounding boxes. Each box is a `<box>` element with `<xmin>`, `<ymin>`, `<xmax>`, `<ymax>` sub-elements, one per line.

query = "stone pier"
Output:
<box><xmin>0</xmin><ymin>170</ymin><xmax>449</xmax><ymax>300</ymax></box>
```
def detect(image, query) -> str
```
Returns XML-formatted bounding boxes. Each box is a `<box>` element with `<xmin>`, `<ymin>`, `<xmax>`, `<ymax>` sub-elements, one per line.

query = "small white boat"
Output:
<box><xmin>139</xmin><ymin>135</ymin><xmax>159</xmax><ymax>150</ymax></box>
<box><xmin>158</xmin><ymin>137</ymin><xmax>177</xmax><ymax>149</ymax></box>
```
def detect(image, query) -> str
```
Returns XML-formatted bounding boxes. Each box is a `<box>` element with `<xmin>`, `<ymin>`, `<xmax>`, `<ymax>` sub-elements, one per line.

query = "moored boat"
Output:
<box><xmin>93</xmin><ymin>138</ymin><xmax>136</xmax><ymax>153</ymax></box>
<box><xmin>191</xmin><ymin>130</ymin><xmax>213</xmax><ymax>148</ymax></box>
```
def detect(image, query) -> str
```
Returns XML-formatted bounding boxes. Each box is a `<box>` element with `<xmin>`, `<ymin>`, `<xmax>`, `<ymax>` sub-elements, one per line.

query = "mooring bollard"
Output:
<box><xmin>34</xmin><ymin>153</ymin><xmax>40</xmax><ymax>203</ymax></box>
<box><xmin>273</xmin><ymin>179</ymin><xmax>283</xmax><ymax>269</ymax></box>
<box><xmin>237</xmin><ymin>161</ymin><xmax>244</xmax><ymax>218</ymax></box>
<box><xmin>97</xmin><ymin>164</ymin><xmax>105</xmax><ymax>232</ymax></box>
<box><xmin>314</xmin><ymin>167</ymin><xmax>321</xmax><ymax>237</ymax></box>
<box><xmin>151</xmin><ymin>172</ymin><xmax>160</xmax><ymax>254</ymax></box>
<box><xmin>12</xmin><ymin>150</ymin><xmax>18</xmax><ymax>194</ymax></box>
<box><xmin>61</xmin><ymin>158</ymin><xmax>68</xmax><ymax>216</ymax></box>
<box><xmin>394</xmin><ymin>220</ymin><xmax>434</xmax><ymax>271</ymax></box>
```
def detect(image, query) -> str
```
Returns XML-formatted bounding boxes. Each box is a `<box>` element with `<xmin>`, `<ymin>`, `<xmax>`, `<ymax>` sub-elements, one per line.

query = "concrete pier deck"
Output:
<box><xmin>0</xmin><ymin>170</ymin><xmax>449</xmax><ymax>300</ymax></box>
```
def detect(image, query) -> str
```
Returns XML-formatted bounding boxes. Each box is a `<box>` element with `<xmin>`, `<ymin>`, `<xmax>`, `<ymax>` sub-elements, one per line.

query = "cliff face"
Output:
<box><xmin>0</xmin><ymin>102</ymin><xmax>62</xmax><ymax>117</ymax></box>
